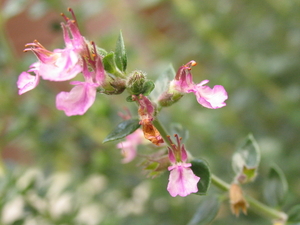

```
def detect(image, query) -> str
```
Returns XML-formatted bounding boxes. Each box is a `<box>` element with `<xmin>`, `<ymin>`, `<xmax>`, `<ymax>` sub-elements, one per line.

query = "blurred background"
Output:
<box><xmin>0</xmin><ymin>0</ymin><xmax>300</xmax><ymax>224</ymax></box>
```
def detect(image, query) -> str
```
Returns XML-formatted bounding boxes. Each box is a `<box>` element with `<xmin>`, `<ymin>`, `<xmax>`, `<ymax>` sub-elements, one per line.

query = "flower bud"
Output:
<box><xmin>126</xmin><ymin>70</ymin><xmax>155</xmax><ymax>96</ymax></box>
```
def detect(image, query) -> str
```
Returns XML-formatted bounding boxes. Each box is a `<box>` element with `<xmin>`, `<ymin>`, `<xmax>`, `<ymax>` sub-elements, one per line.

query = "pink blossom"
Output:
<box><xmin>117</xmin><ymin>129</ymin><xmax>145</xmax><ymax>163</ymax></box>
<box><xmin>167</xmin><ymin>162</ymin><xmax>200</xmax><ymax>197</ymax></box>
<box><xmin>166</xmin><ymin>134</ymin><xmax>200</xmax><ymax>197</ymax></box>
<box><xmin>172</xmin><ymin>60</ymin><xmax>228</xmax><ymax>109</ymax></box>
<box><xmin>56</xmin><ymin>56</ymin><xmax>105</xmax><ymax>116</ymax></box>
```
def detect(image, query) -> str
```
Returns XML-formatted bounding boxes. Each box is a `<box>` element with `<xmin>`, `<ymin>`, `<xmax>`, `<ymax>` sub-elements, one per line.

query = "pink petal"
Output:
<box><xmin>56</xmin><ymin>83</ymin><xmax>96</xmax><ymax>116</ymax></box>
<box><xmin>39</xmin><ymin>49</ymin><xmax>82</xmax><ymax>81</ymax></box>
<box><xmin>17</xmin><ymin>71</ymin><xmax>40</xmax><ymax>95</ymax></box>
<box><xmin>167</xmin><ymin>163</ymin><xmax>200</xmax><ymax>197</ymax></box>
<box><xmin>194</xmin><ymin>84</ymin><xmax>228</xmax><ymax>109</ymax></box>
<box><xmin>117</xmin><ymin>129</ymin><xmax>144</xmax><ymax>163</ymax></box>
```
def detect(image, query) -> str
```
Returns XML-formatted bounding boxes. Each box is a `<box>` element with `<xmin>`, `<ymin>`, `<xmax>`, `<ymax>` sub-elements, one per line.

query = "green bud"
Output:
<box><xmin>126</xmin><ymin>70</ymin><xmax>155</xmax><ymax>96</ymax></box>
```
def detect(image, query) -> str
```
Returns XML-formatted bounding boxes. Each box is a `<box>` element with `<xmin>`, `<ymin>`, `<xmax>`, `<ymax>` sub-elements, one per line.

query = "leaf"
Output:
<box><xmin>191</xmin><ymin>159</ymin><xmax>211</xmax><ymax>195</ymax></box>
<box><xmin>142</xmin><ymin>80</ymin><xmax>155</xmax><ymax>96</ymax></box>
<box><xmin>232</xmin><ymin>134</ymin><xmax>260</xmax><ymax>183</ymax></box>
<box><xmin>288</xmin><ymin>204</ymin><xmax>300</xmax><ymax>223</ymax></box>
<box><xmin>187</xmin><ymin>196</ymin><xmax>220</xmax><ymax>225</ymax></box>
<box><xmin>103</xmin><ymin>119</ymin><xmax>140</xmax><ymax>143</ymax></box>
<box><xmin>102</xmin><ymin>52</ymin><xmax>117</xmax><ymax>74</ymax></box>
<box><xmin>263</xmin><ymin>164</ymin><xmax>288</xmax><ymax>208</ymax></box>
<box><xmin>150</xmin><ymin>64</ymin><xmax>176</xmax><ymax>101</ymax></box>
<box><xmin>115</xmin><ymin>30</ymin><xmax>127</xmax><ymax>72</ymax></box>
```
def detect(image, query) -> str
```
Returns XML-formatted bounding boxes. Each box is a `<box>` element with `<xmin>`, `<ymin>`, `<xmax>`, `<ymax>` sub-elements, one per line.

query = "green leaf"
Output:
<box><xmin>103</xmin><ymin>119</ymin><xmax>140</xmax><ymax>143</ymax></box>
<box><xmin>263</xmin><ymin>164</ymin><xmax>288</xmax><ymax>208</ymax></box>
<box><xmin>115</xmin><ymin>30</ymin><xmax>127</xmax><ymax>72</ymax></box>
<box><xmin>288</xmin><ymin>204</ymin><xmax>300</xmax><ymax>223</ymax></box>
<box><xmin>150</xmin><ymin>64</ymin><xmax>176</xmax><ymax>101</ymax></box>
<box><xmin>232</xmin><ymin>134</ymin><xmax>260</xmax><ymax>183</ymax></box>
<box><xmin>142</xmin><ymin>80</ymin><xmax>155</xmax><ymax>96</ymax></box>
<box><xmin>103</xmin><ymin>52</ymin><xmax>117</xmax><ymax>74</ymax></box>
<box><xmin>187</xmin><ymin>196</ymin><xmax>220</xmax><ymax>225</ymax></box>
<box><xmin>191</xmin><ymin>159</ymin><xmax>211</xmax><ymax>195</ymax></box>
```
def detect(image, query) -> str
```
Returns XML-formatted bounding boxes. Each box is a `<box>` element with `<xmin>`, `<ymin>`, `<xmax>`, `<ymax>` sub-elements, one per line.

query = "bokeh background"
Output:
<box><xmin>0</xmin><ymin>0</ymin><xmax>300</xmax><ymax>224</ymax></box>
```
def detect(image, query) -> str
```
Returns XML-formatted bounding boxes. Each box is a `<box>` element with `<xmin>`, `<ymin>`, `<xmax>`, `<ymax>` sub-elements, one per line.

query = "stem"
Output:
<box><xmin>153</xmin><ymin>118</ymin><xmax>288</xmax><ymax>223</ymax></box>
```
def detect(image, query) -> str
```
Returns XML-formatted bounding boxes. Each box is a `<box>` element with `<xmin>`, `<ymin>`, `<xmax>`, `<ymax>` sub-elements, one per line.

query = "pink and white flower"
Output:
<box><xmin>171</xmin><ymin>60</ymin><xmax>228</xmax><ymax>109</ymax></box>
<box><xmin>166</xmin><ymin>134</ymin><xmax>200</xmax><ymax>197</ymax></box>
<box><xmin>56</xmin><ymin>53</ymin><xmax>105</xmax><ymax>116</ymax></box>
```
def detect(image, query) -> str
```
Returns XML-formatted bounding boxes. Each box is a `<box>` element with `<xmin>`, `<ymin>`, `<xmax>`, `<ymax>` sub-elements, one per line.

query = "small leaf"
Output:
<box><xmin>288</xmin><ymin>204</ymin><xmax>300</xmax><ymax>223</ymax></box>
<box><xmin>115</xmin><ymin>30</ymin><xmax>127</xmax><ymax>72</ymax></box>
<box><xmin>103</xmin><ymin>52</ymin><xmax>117</xmax><ymax>74</ymax></box>
<box><xmin>187</xmin><ymin>196</ymin><xmax>220</xmax><ymax>225</ymax></box>
<box><xmin>126</xmin><ymin>95</ymin><xmax>135</xmax><ymax>102</ymax></box>
<box><xmin>103</xmin><ymin>119</ymin><xmax>140</xmax><ymax>143</ymax></box>
<box><xmin>263</xmin><ymin>164</ymin><xmax>288</xmax><ymax>208</ymax></box>
<box><xmin>150</xmin><ymin>64</ymin><xmax>176</xmax><ymax>101</ymax></box>
<box><xmin>191</xmin><ymin>159</ymin><xmax>211</xmax><ymax>195</ymax></box>
<box><xmin>142</xmin><ymin>80</ymin><xmax>155</xmax><ymax>96</ymax></box>
<box><xmin>232</xmin><ymin>134</ymin><xmax>260</xmax><ymax>183</ymax></box>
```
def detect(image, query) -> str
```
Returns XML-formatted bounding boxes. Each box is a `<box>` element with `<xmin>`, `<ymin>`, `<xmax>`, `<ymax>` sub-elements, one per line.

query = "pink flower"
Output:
<box><xmin>117</xmin><ymin>129</ymin><xmax>145</xmax><ymax>163</ymax></box>
<box><xmin>17</xmin><ymin>9</ymin><xmax>86</xmax><ymax>94</ymax></box>
<box><xmin>56</xmin><ymin>54</ymin><xmax>105</xmax><ymax>116</ymax></box>
<box><xmin>172</xmin><ymin>60</ymin><xmax>228</xmax><ymax>109</ymax></box>
<box><xmin>167</xmin><ymin>162</ymin><xmax>200</xmax><ymax>197</ymax></box>
<box><xmin>166</xmin><ymin>134</ymin><xmax>200</xmax><ymax>197</ymax></box>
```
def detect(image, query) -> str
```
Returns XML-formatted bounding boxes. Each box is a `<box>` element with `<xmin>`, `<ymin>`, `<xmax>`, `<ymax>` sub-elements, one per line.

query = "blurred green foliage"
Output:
<box><xmin>1</xmin><ymin>0</ymin><xmax>300</xmax><ymax>224</ymax></box>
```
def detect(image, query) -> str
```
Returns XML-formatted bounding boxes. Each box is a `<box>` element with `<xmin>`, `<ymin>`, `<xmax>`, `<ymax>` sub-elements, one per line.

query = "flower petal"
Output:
<box><xmin>194</xmin><ymin>84</ymin><xmax>228</xmax><ymax>109</ymax></box>
<box><xmin>167</xmin><ymin>163</ymin><xmax>200</xmax><ymax>197</ymax></box>
<box><xmin>17</xmin><ymin>71</ymin><xmax>40</xmax><ymax>95</ymax></box>
<box><xmin>39</xmin><ymin>49</ymin><xmax>82</xmax><ymax>81</ymax></box>
<box><xmin>56</xmin><ymin>83</ymin><xmax>96</xmax><ymax>116</ymax></box>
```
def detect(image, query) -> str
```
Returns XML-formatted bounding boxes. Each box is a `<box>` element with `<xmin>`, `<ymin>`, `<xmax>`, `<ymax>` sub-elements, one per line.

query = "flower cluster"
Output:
<box><xmin>17</xmin><ymin>8</ymin><xmax>125</xmax><ymax>116</ymax></box>
<box><xmin>18</xmin><ymin>9</ymin><xmax>228</xmax><ymax>198</ymax></box>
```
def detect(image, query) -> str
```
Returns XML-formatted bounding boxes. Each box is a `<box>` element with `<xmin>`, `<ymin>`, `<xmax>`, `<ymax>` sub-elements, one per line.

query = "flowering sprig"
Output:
<box><xmin>16</xmin><ymin>8</ymin><xmax>291</xmax><ymax>225</ymax></box>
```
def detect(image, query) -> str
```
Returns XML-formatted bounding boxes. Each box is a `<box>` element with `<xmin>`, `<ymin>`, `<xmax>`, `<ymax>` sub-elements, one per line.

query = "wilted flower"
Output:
<box><xmin>229</xmin><ymin>183</ymin><xmax>248</xmax><ymax>217</ymax></box>
<box><xmin>133</xmin><ymin>94</ymin><xmax>164</xmax><ymax>146</ymax></box>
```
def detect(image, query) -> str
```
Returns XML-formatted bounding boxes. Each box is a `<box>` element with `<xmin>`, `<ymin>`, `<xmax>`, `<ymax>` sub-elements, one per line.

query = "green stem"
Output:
<box><xmin>152</xmin><ymin>119</ymin><xmax>172</xmax><ymax>146</ymax></box>
<box><xmin>153</xmin><ymin>118</ymin><xmax>288</xmax><ymax>223</ymax></box>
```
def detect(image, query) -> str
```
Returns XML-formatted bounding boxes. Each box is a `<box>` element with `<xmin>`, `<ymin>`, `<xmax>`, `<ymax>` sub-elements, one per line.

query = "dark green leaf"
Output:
<box><xmin>232</xmin><ymin>134</ymin><xmax>260</xmax><ymax>182</ymax></box>
<box><xmin>263</xmin><ymin>164</ymin><xmax>288</xmax><ymax>208</ymax></box>
<box><xmin>191</xmin><ymin>159</ymin><xmax>211</xmax><ymax>195</ymax></box>
<box><xmin>188</xmin><ymin>196</ymin><xmax>220</xmax><ymax>225</ymax></box>
<box><xmin>103</xmin><ymin>119</ymin><xmax>140</xmax><ymax>143</ymax></box>
<box><xmin>115</xmin><ymin>30</ymin><xmax>127</xmax><ymax>72</ymax></box>
<box><xmin>288</xmin><ymin>205</ymin><xmax>300</xmax><ymax>223</ymax></box>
